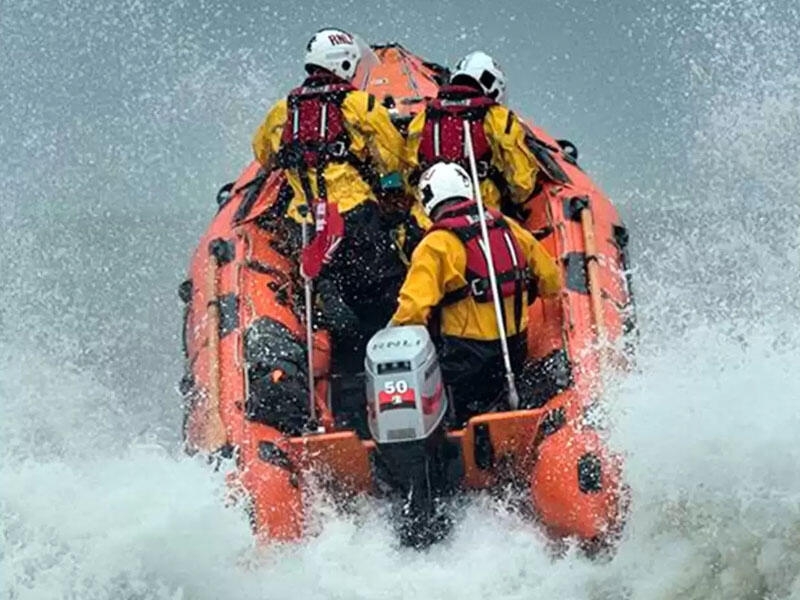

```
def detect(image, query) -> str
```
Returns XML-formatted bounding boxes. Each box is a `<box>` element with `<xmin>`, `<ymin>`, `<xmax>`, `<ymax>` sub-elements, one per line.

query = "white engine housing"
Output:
<box><xmin>365</xmin><ymin>326</ymin><xmax>447</xmax><ymax>444</ymax></box>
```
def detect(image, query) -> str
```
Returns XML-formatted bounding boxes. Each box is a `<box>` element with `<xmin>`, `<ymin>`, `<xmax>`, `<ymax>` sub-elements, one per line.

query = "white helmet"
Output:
<box><xmin>419</xmin><ymin>162</ymin><xmax>474</xmax><ymax>217</ymax></box>
<box><xmin>452</xmin><ymin>51</ymin><xmax>507</xmax><ymax>102</ymax></box>
<box><xmin>304</xmin><ymin>28</ymin><xmax>362</xmax><ymax>81</ymax></box>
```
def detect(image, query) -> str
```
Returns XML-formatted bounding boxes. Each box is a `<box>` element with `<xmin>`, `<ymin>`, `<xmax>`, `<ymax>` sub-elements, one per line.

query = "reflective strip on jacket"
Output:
<box><xmin>405</xmin><ymin>104</ymin><xmax>540</xmax><ymax>211</ymax></box>
<box><xmin>251</xmin><ymin>90</ymin><xmax>406</xmax><ymax>223</ymax></box>
<box><xmin>391</xmin><ymin>216</ymin><xmax>561</xmax><ymax>340</ymax></box>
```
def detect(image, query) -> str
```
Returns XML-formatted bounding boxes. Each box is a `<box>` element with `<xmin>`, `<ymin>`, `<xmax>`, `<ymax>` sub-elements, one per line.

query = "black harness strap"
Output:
<box><xmin>504</xmin><ymin>110</ymin><xmax>514</xmax><ymax>135</ymax></box>
<box><xmin>440</xmin><ymin>267</ymin><xmax>526</xmax><ymax>307</ymax></box>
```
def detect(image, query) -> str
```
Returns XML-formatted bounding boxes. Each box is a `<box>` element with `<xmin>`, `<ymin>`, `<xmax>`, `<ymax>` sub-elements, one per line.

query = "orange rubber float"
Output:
<box><xmin>179</xmin><ymin>43</ymin><xmax>635</xmax><ymax>548</ymax></box>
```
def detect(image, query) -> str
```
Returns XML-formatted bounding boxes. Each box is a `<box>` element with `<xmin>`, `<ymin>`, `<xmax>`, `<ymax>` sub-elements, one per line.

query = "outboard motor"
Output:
<box><xmin>365</xmin><ymin>325</ymin><xmax>446</xmax><ymax>443</ymax></box>
<box><xmin>365</xmin><ymin>325</ymin><xmax>461</xmax><ymax>547</ymax></box>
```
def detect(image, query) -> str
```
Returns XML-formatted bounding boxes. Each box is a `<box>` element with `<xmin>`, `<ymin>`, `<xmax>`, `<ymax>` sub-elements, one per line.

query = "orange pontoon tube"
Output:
<box><xmin>180</xmin><ymin>43</ymin><xmax>634</xmax><ymax>548</ymax></box>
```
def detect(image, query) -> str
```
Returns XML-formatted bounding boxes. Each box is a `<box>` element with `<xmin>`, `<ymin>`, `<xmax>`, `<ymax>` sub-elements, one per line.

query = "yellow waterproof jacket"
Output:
<box><xmin>405</xmin><ymin>101</ymin><xmax>540</xmax><ymax>212</ymax></box>
<box><xmin>252</xmin><ymin>81</ymin><xmax>406</xmax><ymax>223</ymax></box>
<box><xmin>391</xmin><ymin>214</ymin><xmax>561</xmax><ymax>340</ymax></box>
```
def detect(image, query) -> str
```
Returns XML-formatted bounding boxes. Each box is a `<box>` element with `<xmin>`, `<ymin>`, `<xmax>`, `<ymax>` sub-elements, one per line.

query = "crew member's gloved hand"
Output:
<box><xmin>379</xmin><ymin>172</ymin><xmax>403</xmax><ymax>192</ymax></box>
<box><xmin>377</xmin><ymin>172</ymin><xmax>411</xmax><ymax>219</ymax></box>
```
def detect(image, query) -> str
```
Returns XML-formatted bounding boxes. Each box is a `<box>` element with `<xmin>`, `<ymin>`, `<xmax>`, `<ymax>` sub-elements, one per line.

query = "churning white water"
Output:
<box><xmin>3</xmin><ymin>320</ymin><xmax>799</xmax><ymax>599</ymax></box>
<box><xmin>2</xmin><ymin>1</ymin><xmax>799</xmax><ymax>598</ymax></box>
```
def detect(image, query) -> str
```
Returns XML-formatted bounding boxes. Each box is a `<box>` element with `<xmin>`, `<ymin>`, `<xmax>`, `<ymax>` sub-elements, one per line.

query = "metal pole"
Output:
<box><xmin>463</xmin><ymin>121</ymin><xmax>520</xmax><ymax>409</ymax></box>
<box><xmin>298</xmin><ymin>206</ymin><xmax>317</xmax><ymax>424</ymax></box>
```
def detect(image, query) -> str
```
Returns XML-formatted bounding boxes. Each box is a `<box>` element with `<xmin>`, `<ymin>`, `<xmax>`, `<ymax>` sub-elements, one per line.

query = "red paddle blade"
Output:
<box><xmin>300</xmin><ymin>202</ymin><xmax>344</xmax><ymax>279</ymax></box>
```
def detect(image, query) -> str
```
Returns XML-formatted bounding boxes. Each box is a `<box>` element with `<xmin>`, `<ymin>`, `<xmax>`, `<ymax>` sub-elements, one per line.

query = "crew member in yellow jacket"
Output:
<box><xmin>251</xmin><ymin>28</ymin><xmax>408</xmax><ymax>374</ymax></box>
<box><xmin>251</xmin><ymin>29</ymin><xmax>406</xmax><ymax>224</ymax></box>
<box><xmin>391</xmin><ymin>162</ymin><xmax>560</xmax><ymax>423</ymax></box>
<box><xmin>405</xmin><ymin>51</ymin><xmax>540</xmax><ymax>220</ymax></box>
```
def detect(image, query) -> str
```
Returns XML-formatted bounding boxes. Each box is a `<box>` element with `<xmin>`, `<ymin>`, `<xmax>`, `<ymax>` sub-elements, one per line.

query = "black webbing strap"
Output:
<box><xmin>504</xmin><ymin>110</ymin><xmax>514</xmax><ymax>135</ymax></box>
<box><xmin>441</xmin><ymin>284</ymin><xmax>471</xmax><ymax>307</ymax></box>
<box><xmin>440</xmin><ymin>268</ymin><xmax>525</xmax><ymax>307</ymax></box>
<box><xmin>296</xmin><ymin>152</ymin><xmax>316</xmax><ymax>208</ymax></box>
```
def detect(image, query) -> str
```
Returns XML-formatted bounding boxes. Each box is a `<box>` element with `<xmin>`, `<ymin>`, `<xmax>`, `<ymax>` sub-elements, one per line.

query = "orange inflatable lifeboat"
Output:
<box><xmin>179</xmin><ymin>44</ymin><xmax>635</xmax><ymax>548</ymax></box>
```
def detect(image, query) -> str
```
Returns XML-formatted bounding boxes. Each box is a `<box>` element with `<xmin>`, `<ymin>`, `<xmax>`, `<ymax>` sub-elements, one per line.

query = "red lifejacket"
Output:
<box><xmin>416</xmin><ymin>85</ymin><xmax>497</xmax><ymax>181</ymax></box>
<box><xmin>279</xmin><ymin>73</ymin><xmax>355</xmax><ymax>170</ymax></box>
<box><xmin>277</xmin><ymin>73</ymin><xmax>378</xmax><ymax>203</ymax></box>
<box><xmin>428</xmin><ymin>199</ymin><xmax>533</xmax><ymax>331</ymax></box>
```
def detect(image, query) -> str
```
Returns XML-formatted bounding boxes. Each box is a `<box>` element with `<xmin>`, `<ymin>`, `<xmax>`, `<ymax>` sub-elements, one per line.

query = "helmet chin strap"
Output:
<box><xmin>430</xmin><ymin>197</ymin><xmax>466</xmax><ymax>220</ymax></box>
<box><xmin>450</xmin><ymin>74</ymin><xmax>483</xmax><ymax>93</ymax></box>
